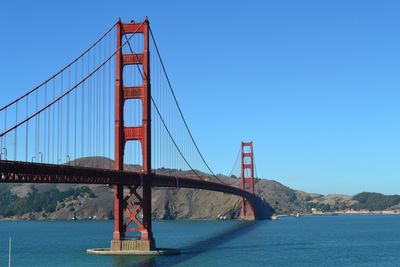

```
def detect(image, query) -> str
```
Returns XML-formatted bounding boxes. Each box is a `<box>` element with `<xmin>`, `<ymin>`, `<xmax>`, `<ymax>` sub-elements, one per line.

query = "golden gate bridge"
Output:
<box><xmin>0</xmin><ymin>18</ymin><xmax>269</xmax><ymax>253</ymax></box>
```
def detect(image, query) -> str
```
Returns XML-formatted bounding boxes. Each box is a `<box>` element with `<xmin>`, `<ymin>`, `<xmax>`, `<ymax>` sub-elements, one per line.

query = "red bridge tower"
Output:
<box><xmin>112</xmin><ymin>18</ymin><xmax>154</xmax><ymax>251</ymax></box>
<box><xmin>241</xmin><ymin>141</ymin><xmax>255</xmax><ymax>219</ymax></box>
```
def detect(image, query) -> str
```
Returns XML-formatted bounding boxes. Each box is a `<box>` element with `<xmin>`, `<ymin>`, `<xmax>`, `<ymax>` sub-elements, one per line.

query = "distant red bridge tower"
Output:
<box><xmin>241</xmin><ymin>141</ymin><xmax>255</xmax><ymax>219</ymax></box>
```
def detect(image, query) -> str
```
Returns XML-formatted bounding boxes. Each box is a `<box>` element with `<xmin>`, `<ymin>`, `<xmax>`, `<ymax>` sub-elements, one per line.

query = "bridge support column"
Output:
<box><xmin>111</xmin><ymin>18</ymin><xmax>155</xmax><ymax>251</ymax></box>
<box><xmin>241</xmin><ymin>141</ymin><xmax>255</xmax><ymax>220</ymax></box>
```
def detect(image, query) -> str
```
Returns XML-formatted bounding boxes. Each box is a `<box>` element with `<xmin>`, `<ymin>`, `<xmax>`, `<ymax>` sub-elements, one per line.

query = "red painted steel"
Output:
<box><xmin>0</xmin><ymin>160</ymin><xmax>257</xmax><ymax>199</ymax></box>
<box><xmin>0</xmin><ymin>19</ymin><xmax>270</xmax><ymax>251</ymax></box>
<box><xmin>113</xmin><ymin>18</ymin><xmax>153</xmax><ymax>246</ymax></box>
<box><xmin>241</xmin><ymin>141</ymin><xmax>255</xmax><ymax>219</ymax></box>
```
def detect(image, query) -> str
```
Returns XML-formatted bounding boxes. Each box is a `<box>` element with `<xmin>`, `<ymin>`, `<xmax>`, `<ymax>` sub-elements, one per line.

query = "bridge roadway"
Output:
<box><xmin>0</xmin><ymin>160</ymin><xmax>256</xmax><ymax>200</ymax></box>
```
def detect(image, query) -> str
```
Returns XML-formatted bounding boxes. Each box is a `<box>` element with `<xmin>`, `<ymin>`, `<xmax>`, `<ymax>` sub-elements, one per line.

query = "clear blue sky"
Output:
<box><xmin>1</xmin><ymin>0</ymin><xmax>400</xmax><ymax>195</ymax></box>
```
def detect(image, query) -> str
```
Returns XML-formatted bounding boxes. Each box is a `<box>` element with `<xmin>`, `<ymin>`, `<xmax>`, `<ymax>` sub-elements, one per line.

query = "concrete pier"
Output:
<box><xmin>86</xmin><ymin>248</ymin><xmax>180</xmax><ymax>256</ymax></box>
<box><xmin>110</xmin><ymin>239</ymin><xmax>155</xmax><ymax>251</ymax></box>
<box><xmin>87</xmin><ymin>238</ymin><xmax>180</xmax><ymax>256</ymax></box>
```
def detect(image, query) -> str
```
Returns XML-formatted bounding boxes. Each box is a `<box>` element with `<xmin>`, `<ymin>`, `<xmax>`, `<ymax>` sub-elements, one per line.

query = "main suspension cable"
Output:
<box><xmin>121</xmin><ymin>25</ymin><xmax>205</xmax><ymax>180</ymax></box>
<box><xmin>148</xmin><ymin>26</ymin><xmax>225</xmax><ymax>184</ymax></box>
<box><xmin>228</xmin><ymin>145</ymin><xmax>241</xmax><ymax>178</ymax></box>
<box><xmin>0</xmin><ymin>21</ymin><xmax>118</xmax><ymax>112</ymax></box>
<box><xmin>0</xmin><ymin>21</ymin><xmax>146</xmax><ymax>138</ymax></box>
<box><xmin>150</xmin><ymin>97</ymin><xmax>203</xmax><ymax>179</ymax></box>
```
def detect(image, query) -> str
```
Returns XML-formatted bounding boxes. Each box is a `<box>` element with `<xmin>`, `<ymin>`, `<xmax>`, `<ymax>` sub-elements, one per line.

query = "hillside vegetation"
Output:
<box><xmin>352</xmin><ymin>192</ymin><xmax>400</xmax><ymax>211</ymax></box>
<box><xmin>0</xmin><ymin>185</ymin><xmax>94</xmax><ymax>217</ymax></box>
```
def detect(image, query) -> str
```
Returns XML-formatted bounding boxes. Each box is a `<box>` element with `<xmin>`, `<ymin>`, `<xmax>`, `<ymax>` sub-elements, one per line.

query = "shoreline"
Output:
<box><xmin>277</xmin><ymin>210</ymin><xmax>400</xmax><ymax>218</ymax></box>
<box><xmin>2</xmin><ymin>211</ymin><xmax>400</xmax><ymax>222</ymax></box>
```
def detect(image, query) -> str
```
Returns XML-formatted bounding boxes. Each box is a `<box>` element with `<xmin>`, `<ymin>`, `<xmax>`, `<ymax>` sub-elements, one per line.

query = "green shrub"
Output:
<box><xmin>0</xmin><ymin>186</ymin><xmax>95</xmax><ymax>216</ymax></box>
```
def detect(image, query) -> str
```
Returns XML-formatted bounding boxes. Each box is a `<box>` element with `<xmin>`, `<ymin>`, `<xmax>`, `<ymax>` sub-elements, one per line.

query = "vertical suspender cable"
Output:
<box><xmin>14</xmin><ymin>102</ymin><xmax>18</xmax><ymax>161</ymax></box>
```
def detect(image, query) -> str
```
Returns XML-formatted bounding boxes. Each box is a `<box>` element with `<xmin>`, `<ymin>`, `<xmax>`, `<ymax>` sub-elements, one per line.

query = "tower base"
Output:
<box><xmin>241</xmin><ymin>215</ymin><xmax>255</xmax><ymax>221</ymax></box>
<box><xmin>110</xmin><ymin>238</ymin><xmax>155</xmax><ymax>251</ymax></box>
<box><xmin>86</xmin><ymin>247</ymin><xmax>180</xmax><ymax>256</ymax></box>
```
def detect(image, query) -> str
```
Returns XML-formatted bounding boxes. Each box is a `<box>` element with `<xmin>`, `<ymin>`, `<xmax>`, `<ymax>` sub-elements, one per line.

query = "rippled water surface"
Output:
<box><xmin>1</xmin><ymin>215</ymin><xmax>400</xmax><ymax>266</ymax></box>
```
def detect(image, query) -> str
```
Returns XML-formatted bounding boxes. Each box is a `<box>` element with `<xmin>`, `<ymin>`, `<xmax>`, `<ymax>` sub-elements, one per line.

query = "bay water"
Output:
<box><xmin>0</xmin><ymin>215</ymin><xmax>399</xmax><ymax>266</ymax></box>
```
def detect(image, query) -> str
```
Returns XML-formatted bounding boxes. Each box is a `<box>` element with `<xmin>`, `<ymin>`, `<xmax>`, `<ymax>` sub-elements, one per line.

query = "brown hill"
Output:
<box><xmin>0</xmin><ymin>157</ymin><xmax>332</xmax><ymax>220</ymax></box>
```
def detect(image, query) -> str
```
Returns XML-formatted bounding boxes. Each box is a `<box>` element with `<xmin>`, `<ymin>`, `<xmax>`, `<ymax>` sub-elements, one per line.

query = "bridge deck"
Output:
<box><xmin>0</xmin><ymin>160</ymin><xmax>255</xmax><ymax>199</ymax></box>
